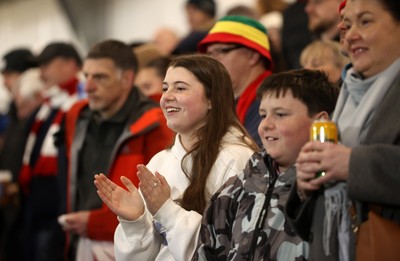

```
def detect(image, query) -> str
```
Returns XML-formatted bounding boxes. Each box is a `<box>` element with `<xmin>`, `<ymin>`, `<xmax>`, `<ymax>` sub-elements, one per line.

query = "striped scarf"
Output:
<box><xmin>19</xmin><ymin>78</ymin><xmax>80</xmax><ymax>194</ymax></box>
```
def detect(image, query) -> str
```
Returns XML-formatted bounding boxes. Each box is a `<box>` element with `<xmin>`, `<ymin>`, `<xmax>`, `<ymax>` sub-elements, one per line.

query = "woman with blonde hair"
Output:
<box><xmin>300</xmin><ymin>39</ymin><xmax>349</xmax><ymax>84</ymax></box>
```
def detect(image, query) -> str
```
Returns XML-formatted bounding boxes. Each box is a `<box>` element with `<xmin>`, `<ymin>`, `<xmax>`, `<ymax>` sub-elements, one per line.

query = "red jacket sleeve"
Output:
<box><xmin>86</xmin><ymin>108</ymin><xmax>174</xmax><ymax>241</ymax></box>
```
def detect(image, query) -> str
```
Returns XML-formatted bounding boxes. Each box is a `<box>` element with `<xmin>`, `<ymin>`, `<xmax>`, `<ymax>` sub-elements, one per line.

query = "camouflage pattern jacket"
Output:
<box><xmin>194</xmin><ymin>151</ymin><xmax>309</xmax><ymax>261</ymax></box>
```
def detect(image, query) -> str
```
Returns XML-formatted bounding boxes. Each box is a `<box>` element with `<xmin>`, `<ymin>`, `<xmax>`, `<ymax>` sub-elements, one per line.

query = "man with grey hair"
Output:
<box><xmin>59</xmin><ymin>39</ymin><xmax>173</xmax><ymax>260</ymax></box>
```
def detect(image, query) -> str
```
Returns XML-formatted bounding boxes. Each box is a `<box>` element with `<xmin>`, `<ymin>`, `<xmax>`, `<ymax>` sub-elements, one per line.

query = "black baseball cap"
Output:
<box><xmin>1</xmin><ymin>48</ymin><xmax>37</xmax><ymax>73</ymax></box>
<box><xmin>37</xmin><ymin>42</ymin><xmax>82</xmax><ymax>66</ymax></box>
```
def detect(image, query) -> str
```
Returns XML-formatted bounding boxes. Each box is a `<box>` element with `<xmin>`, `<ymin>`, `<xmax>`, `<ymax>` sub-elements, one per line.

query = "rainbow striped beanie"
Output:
<box><xmin>198</xmin><ymin>15</ymin><xmax>272</xmax><ymax>64</ymax></box>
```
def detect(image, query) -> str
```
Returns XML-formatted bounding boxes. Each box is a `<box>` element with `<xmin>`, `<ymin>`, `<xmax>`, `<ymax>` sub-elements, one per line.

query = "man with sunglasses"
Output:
<box><xmin>198</xmin><ymin>15</ymin><xmax>274</xmax><ymax>147</ymax></box>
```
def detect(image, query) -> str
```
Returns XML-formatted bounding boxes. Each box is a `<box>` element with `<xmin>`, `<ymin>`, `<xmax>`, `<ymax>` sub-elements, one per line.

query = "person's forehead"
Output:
<box><xmin>267</xmin><ymin>89</ymin><xmax>305</xmax><ymax>103</ymax></box>
<box><xmin>136</xmin><ymin>67</ymin><xmax>158</xmax><ymax>80</ymax></box>
<box><xmin>261</xmin><ymin>92</ymin><xmax>307</xmax><ymax>110</ymax></box>
<box><xmin>307</xmin><ymin>0</ymin><xmax>339</xmax><ymax>7</ymax></box>
<box><xmin>83</xmin><ymin>58</ymin><xmax>121</xmax><ymax>76</ymax></box>
<box><xmin>165</xmin><ymin>66</ymin><xmax>193</xmax><ymax>77</ymax></box>
<box><xmin>84</xmin><ymin>58</ymin><xmax>116</xmax><ymax>69</ymax></box>
<box><xmin>39</xmin><ymin>56</ymin><xmax>65</xmax><ymax>67</ymax></box>
<box><xmin>139</xmin><ymin>67</ymin><xmax>158</xmax><ymax>75</ymax></box>
<box><xmin>308</xmin><ymin>47</ymin><xmax>334</xmax><ymax>60</ymax></box>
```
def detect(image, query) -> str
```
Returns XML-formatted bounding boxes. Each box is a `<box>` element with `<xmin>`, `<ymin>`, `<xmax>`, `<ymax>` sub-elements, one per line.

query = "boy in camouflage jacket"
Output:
<box><xmin>194</xmin><ymin>69</ymin><xmax>339</xmax><ymax>261</ymax></box>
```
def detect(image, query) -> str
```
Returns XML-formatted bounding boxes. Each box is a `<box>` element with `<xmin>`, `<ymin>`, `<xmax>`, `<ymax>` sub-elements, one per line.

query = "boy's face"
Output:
<box><xmin>258</xmin><ymin>90</ymin><xmax>316</xmax><ymax>171</ymax></box>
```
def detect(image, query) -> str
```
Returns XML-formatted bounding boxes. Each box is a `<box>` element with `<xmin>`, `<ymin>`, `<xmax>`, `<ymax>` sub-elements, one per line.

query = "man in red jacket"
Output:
<box><xmin>61</xmin><ymin>40</ymin><xmax>173</xmax><ymax>260</ymax></box>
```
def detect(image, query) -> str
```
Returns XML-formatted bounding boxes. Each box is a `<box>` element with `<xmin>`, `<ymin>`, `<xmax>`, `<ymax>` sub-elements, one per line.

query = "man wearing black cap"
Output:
<box><xmin>18</xmin><ymin>42</ymin><xmax>82</xmax><ymax>260</ymax></box>
<box><xmin>0</xmin><ymin>48</ymin><xmax>37</xmax><ymax>261</ymax></box>
<box><xmin>0</xmin><ymin>48</ymin><xmax>37</xmax><ymax>179</ymax></box>
<box><xmin>1</xmin><ymin>48</ymin><xmax>37</xmax><ymax>91</ymax></box>
<box><xmin>1</xmin><ymin>48</ymin><xmax>37</xmax><ymax>145</ymax></box>
<box><xmin>1</xmin><ymin>47</ymin><xmax>37</xmax><ymax>160</ymax></box>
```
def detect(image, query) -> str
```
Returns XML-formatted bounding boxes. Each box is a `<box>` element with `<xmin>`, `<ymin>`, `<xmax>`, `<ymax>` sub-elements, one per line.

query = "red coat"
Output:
<box><xmin>64</xmin><ymin>96</ymin><xmax>174</xmax><ymax>241</ymax></box>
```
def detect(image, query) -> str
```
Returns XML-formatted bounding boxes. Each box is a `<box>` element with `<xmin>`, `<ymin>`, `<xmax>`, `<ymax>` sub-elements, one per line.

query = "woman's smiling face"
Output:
<box><xmin>160</xmin><ymin>66</ymin><xmax>211</xmax><ymax>137</ymax></box>
<box><xmin>343</xmin><ymin>0</ymin><xmax>400</xmax><ymax>78</ymax></box>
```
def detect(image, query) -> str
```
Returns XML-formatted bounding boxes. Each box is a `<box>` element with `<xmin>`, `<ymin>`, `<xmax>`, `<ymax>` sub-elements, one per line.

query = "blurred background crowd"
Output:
<box><xmin>0</xmin><ymin>0</ymin><xmax>346</xmax><ymax>257</ymax></box>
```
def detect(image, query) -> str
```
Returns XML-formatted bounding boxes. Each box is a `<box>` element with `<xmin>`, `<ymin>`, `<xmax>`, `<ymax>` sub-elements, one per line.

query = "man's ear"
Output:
<box><xmin>122</xmin><ymin>70</ymin><xmax>135</xmax><ymax>88</ymax></box>
<box><xmin>248</xmin><ymin>50</ymin><xmax>261</xmax><ymax>66</ymax></box>
<box><xmin>312</xmin><ymin>111</ymin><xmax>330</xmax><ymax>120</ymax></box>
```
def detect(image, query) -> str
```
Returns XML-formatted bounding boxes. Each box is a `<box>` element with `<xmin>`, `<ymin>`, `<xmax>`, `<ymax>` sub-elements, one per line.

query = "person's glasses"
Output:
<box><xmin>207</xmin><ymin>45</ymin><xmax>244</xmax><ymax>59</ymax></box>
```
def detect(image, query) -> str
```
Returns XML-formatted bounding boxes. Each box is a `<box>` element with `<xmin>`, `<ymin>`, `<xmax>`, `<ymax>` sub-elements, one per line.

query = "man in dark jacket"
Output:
<box><xmin>17</xmin><ymin>42</ymin><xmax>82</xmax><ymax>261</ymax></box>
<box><xmin>0</xmin><ymin>48</ymin><xmax>37</xmax><ymax>261</ymax></box>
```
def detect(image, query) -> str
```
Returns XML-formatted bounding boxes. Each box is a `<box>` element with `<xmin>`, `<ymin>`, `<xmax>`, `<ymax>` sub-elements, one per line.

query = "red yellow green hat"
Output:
<box><xmin>198</xmin><ymin>15</ymin><xmax>272</xmax><ymax>64</ymax></box>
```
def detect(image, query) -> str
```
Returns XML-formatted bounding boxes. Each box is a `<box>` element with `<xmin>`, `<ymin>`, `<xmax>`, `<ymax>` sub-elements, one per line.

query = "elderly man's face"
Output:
<box><xmin>206</xmin><ymin>43</ymin><xmax>255</xmax><ymax>97</ymax></box>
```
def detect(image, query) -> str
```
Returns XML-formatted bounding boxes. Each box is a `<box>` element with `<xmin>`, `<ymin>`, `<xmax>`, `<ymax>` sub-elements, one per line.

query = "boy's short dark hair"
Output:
<box><xmin>87</xmin><ymin>39</ymin><xmax>138</xmax><ymax>73</ymax></box>
<box><xmin>256</xmin><ymin>69</ymin><xmax>340</xmax><ymax>116</ymax></box>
